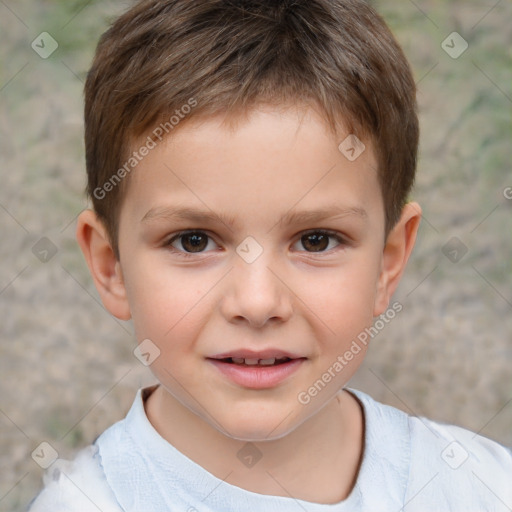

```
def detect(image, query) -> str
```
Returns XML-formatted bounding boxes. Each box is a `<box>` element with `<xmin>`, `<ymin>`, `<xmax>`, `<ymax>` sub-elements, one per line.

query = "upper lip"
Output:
<box><xmin>208</xmin><ymin>349</ymin><xmax>306</xmax><ymax>360</ymax></box>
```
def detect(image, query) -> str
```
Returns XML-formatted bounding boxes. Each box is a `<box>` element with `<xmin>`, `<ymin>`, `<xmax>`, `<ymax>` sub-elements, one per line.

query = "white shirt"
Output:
<box><xmin>28</xmin><ymin>385</ymin><xmax>512</xmax><ymax>511</ymax></box>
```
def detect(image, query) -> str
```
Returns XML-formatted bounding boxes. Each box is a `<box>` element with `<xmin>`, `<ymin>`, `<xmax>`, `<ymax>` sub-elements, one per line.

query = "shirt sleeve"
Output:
<box><xmin>26</xmin><ymin>444</ymin><xmax>124</xmax><ymax>512</ymax></box>
<box><xmin>404</xmin><ymin>415</ymin><xmax>512</xmax><ymax>511</ymax></box>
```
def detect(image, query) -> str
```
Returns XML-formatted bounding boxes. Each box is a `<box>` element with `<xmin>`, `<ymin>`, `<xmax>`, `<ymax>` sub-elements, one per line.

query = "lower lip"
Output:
<box><xmin>207</xmin><ymin>358</ymin><xmax>306</xmax><ymax>389</ymax></box>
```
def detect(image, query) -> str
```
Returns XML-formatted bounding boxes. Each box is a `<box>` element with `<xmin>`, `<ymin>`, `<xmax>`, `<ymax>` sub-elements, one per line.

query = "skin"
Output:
<box><xmin>76</xmin><ymin>103</ymin><xmax>421</xmax><ymax>504</ymax></box>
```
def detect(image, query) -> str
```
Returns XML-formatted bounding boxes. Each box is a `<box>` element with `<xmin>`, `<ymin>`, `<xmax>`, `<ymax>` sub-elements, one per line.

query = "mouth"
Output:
<box><xmin>211</xmin><ymin>356</ymin><xmax>300</xmax><ymax>367</ymax></box>
<box><xmin>207</xmin><ymin>348</ymin><xmax>307</xmax><ymax>366</ymax></box>
<box><xmin>206</xmin><ymin>351</ymin><xmax>307</xmax><ymax>389</ymax></box>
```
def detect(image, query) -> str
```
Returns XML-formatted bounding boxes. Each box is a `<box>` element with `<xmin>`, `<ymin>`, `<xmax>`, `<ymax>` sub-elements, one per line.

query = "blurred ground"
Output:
<box><xmin>1</xmin><ymin>0</ymin><xmax>511</xmax><ymax>510</ymax></box>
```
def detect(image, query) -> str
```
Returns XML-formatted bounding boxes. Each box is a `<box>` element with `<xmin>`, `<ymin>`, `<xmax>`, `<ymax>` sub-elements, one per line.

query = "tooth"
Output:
<box><xmin>259</xmin><ymin>358</ymin><xmax>276</xmax><ymax>365</ymax></box>
<box><xmin>244</xmin><ymin>358</ymin><xmax>260</xmax><ymax>365</ymax></box>
<box><xmin>231</xmin><ymin>357</ymin><xmax>245</xmax><ymax>364</ymax></box>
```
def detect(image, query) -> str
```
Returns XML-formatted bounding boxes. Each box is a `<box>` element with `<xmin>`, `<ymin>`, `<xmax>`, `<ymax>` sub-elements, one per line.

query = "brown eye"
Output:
<box><xmin>294</xmin><ymin>230</ymin><xmax>345</xmax><ymax>253</ymax></box>
<box><xmin>168</xmin><ymin>231</ymin><xmax>213</xmax><ymax>253</ymax></box>
<box><xmin>301</xmin><ymin>232</ymin><xmax>329</xmax><ymax>252</ymax></box>
<box><xmin>181</xmin><ymin>233</ymin><xmax>208</xmax><ymax>252</ymax></box>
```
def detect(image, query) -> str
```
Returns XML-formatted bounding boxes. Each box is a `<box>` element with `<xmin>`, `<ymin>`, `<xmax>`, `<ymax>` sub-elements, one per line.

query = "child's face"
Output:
<box><xmin>79</xmin><ymin>104</ymin><xmax>420</xmax><ymax>441</ymax></box>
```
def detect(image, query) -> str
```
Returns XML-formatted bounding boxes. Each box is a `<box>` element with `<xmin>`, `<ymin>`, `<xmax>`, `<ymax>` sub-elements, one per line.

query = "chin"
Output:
<box><xmin>212</xmin><ymin>409</ymin><xmax>302</xmax><ymax>443</ymax></box>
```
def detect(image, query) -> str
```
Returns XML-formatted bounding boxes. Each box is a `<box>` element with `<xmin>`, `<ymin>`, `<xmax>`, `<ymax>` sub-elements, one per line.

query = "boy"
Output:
<box><xmin>28</xmin><ymin>0</ymin><xmax>512</xmax><ymax>510</ymax></box>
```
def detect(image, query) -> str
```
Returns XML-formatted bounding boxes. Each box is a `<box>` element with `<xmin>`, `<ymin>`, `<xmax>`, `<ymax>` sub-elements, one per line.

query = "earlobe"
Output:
<box><xmin>373</xmin><ymin>202</ymin><xmax>422</xmax><ymax>316</ymax></box>
<box><xmin>75</xmin><ymin>209</ymin><xmax>131</xmax><ymax>320</ymax></box>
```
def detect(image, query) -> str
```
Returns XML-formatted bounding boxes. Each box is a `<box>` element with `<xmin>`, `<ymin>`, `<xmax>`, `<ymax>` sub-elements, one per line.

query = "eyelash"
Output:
<box><xmin>163</xmin><ymin>229</ymin><xmax>347</xmax><ymax>259</ymax></box>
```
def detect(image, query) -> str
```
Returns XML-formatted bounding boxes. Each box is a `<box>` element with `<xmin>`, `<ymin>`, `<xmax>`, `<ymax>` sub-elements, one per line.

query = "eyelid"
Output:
<box><xmin>299</xmin><ymin>228</ymin><xmax>345</xmax><ymax>240</ymax></box>
<box><xmin>166</xmin><ymin>229</ymin><xmax>215</xmax><ymax>243</ymax></box>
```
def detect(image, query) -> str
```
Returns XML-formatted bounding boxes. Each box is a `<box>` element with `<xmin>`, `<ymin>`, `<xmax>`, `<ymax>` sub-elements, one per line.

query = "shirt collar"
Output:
<box><xmin>96</xmin><ymin>384</ymin><xmax>410</xmax><ymax>511</ymax></box>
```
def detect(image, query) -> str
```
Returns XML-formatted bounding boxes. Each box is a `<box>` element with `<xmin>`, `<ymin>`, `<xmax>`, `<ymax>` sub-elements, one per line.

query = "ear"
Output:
<box><xmin>373</xmin><ymin>202</ymin><xmax>422</xmax><ymax>316</ymax></box>
<box><xmin>75</xmin><ymin>209</ymin><xmax>131</xmax><ymax>320</ymax></box>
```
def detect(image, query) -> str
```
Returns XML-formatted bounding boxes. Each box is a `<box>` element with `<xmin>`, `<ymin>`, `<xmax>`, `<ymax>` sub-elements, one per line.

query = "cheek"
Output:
<box><xmin>302</xmin><ymin>259</ymin><xmax>380</xmax><ymax>336</ymax></box>
<box><xmin>124</xmin><ymin>264</ymin><xmax>214</xmax><ymax>342</ymax></box>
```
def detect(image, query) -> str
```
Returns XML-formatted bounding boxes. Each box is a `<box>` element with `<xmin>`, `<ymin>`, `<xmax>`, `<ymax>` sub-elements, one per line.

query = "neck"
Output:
<box><xmin>144</xmin><ymin>384</ymin><xmax>364</xmax><ymax>504</ymax></box>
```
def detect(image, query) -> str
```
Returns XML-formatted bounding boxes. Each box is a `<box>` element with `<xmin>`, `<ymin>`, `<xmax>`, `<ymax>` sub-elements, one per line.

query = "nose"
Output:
<box><xmin>219</xmin><ymin>250</ymin><xmax>293</xmax><ymax>328</ymax></box>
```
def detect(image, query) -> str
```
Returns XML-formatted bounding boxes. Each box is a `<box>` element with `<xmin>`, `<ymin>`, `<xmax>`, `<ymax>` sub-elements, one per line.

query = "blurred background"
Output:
<box><xmin>1</xmin><ymin>0</ymin><xmax>511</xmax><ymax>510</ymax></box>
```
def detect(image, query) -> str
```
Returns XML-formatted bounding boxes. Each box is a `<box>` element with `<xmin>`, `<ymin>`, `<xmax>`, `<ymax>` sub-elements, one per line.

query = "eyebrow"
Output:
<box><xmin>141</xmin><ymin>204</ymin><xmax>368</xmax><ymax>229</ymax></box>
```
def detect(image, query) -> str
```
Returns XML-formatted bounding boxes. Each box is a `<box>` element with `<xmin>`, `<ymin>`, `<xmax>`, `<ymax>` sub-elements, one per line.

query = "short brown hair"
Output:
<box><xmin>84</xmin><ymin>0</ymin><xmax>418</xmax><ymax>259</ymax></box>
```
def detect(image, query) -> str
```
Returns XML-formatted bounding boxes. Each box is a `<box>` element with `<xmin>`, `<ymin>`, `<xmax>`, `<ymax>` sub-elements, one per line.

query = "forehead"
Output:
<box><xmin>121</xmin><ymin>105</ymin><xmax>383</xmax><ymax>231</ymax></box>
